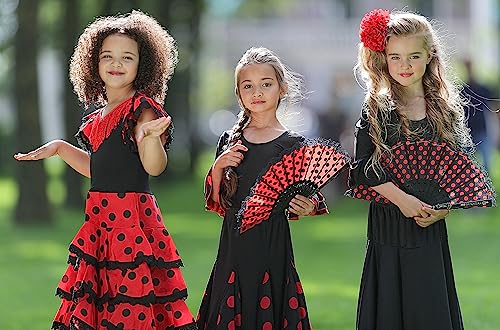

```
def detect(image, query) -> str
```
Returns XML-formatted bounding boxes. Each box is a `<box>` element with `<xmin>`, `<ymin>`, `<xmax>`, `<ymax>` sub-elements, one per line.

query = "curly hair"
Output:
<box><xmin>69</xmin><ymin>10</ymin><xmax>178</xmax><ymax>107</ymax></box>
<box><xmin>218</xmin><ymin>47</ymin><xmax>306</xmax><ymax>208</ymax></box>
<box><xmin>354</xmin><ymin>10</ymin><xmax>473</xmax><ymax>178</ymax></box>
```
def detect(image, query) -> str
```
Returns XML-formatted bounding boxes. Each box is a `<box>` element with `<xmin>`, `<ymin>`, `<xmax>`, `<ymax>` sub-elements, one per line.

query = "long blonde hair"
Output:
<box><xmin>219</xmin><ymin>47</ymin><xmax>305</xmax><ymax>208</ymax></box>
<box><xmin>355</xmin><ymin>10</ymin><xmax>473</xmax><ymax>177</ymax></box>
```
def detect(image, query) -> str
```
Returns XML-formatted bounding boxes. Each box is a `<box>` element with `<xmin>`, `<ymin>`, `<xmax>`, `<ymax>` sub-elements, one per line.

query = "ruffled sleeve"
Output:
<box><xmin>287</xmin><ymin>191</ymin><xmax>329</xmax><ymax>220</ymax></box>
<box><xmin>348</xmin><ymin>108</ymin><xmax>389</xmax><ymax>188</ymax></box>
<box><xmin>204</xmin><ymin>131</ymin><xmax>230</xmax><ymax>217</ymax></box>
<box><xmin>74</xmin><ymin>110</ymin><xmax>100</xmax><ymax>154</ymax></box>
<box><xmin>122</xmin><ymin>93</ymin><xmax>174</xmax><ymax>152</ymax></box>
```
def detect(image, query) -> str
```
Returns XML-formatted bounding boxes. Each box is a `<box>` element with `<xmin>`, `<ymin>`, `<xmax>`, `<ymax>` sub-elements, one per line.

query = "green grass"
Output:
<box><xmin>1</xmin><ymin>173</ymin><xmax>499</xmax><ymax>329</ymax></box>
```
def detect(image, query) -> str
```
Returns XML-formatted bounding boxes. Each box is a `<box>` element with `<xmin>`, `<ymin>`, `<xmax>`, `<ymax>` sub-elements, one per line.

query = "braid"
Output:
<box><xmin>219</xmin><ymin>111</ymin><xmax>251</xmax><ymax>208</ymax></box>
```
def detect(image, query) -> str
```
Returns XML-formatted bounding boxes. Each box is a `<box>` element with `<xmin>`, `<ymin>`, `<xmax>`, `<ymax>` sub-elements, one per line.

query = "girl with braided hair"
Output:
<box><xmin>197</xmin><ymin>47</ymin><xmax>329</xmax><ymax>329</ymax></box>
<box><xmin>15</xmin><ymin>10</ymin><xmax>196</xmax><ymax>330</ymax></box>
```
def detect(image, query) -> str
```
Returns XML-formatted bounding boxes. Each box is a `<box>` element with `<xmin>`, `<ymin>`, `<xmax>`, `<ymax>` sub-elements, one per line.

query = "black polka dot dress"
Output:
<box><xmin>348</xmin><ymin>109</ymin><xmax>464</xmax><ymax>329</ymax></box>
<box><xmin>196</xmin><ymin>131</ymin><xmax>329</xmax><ymax>330</ymax></box>
<box><xmin>51</xmin><ymin>93</ymin><xmax>197</xmax><ymax>330</ymax></box>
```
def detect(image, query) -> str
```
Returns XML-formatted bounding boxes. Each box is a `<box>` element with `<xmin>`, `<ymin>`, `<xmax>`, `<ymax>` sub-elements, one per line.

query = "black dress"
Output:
<box><xmin>197</xmin><ymin>131</ymin><xmax>328</xmax><ymax>330</ymax></box>
<box><xmin>52</xmin><ymin>93</ymin><xmax>197</xmax><ymax>330</ymax></box>
<box><xmin>349</xmin><ymin>110</ymin><xmax>464</xmax><ymax>330</ymax></box>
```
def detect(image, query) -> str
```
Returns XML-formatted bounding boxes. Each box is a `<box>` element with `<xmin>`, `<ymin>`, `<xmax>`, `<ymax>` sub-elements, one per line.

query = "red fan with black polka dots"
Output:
<box><xmin>237</xmin><ymin>139</ymin><xmax>350</xmax><ymax>233</ymax></box>
<box><xmin>346</xmin><ymin>139</ymin><xmax>496</xmax><ymax>209</ymax></box>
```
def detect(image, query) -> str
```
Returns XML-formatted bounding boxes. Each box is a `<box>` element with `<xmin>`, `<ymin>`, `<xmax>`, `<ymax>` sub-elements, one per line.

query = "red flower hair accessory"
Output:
<box><xmin>359</xmin><ymin>9</ymin><xmax>391</xmax><ymax>52</ymax></box>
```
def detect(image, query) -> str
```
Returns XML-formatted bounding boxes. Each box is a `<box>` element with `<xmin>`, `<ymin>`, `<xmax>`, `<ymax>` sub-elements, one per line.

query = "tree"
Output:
<box><xmin>62</xmin><ymin>0</ymin><xmax>84</xmax><ymax>208</ymax></box>
<box><xmin>14</xmin><ymin>0</ymin><xmax>52</xmax><ymax>224</ymax></box>
<box><xmin>157</xmin><ymin>0</ymin><xmax>204</xmax><ymax>177</ymax></box>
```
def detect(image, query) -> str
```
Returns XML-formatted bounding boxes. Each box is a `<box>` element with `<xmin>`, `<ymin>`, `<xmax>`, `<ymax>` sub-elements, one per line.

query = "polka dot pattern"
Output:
<box><xmin>238</xmin><ymin>141</ymin><xmax>349</xmax><ymax>233</ymax></box>
<box><xmin>53</xmin><ymin>191</ymin><xmax>196</xmax><ymax>330</ymax></box>
<box><xmin>347</xmin><ymin>139</ymin><xmax>495</xmax><ymax>210</ymax></box>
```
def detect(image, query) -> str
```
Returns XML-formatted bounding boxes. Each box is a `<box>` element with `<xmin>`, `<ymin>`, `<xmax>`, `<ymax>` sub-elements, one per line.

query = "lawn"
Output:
<box><xmin>0</xmin><ymin>170</ymin><xmax>499</xmax><ymax>329</ymax></box>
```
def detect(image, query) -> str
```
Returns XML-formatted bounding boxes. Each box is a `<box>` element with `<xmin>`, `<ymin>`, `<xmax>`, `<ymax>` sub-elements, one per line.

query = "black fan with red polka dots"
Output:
<box><xmin>237</xmin><ymin>138</ymin><xmax>350</xmax><ymax>233</ymax></box>
<box><xmin>346</xmin><ymin>139</ymin><xmax>496</xmax><ymax>209</ymax></box>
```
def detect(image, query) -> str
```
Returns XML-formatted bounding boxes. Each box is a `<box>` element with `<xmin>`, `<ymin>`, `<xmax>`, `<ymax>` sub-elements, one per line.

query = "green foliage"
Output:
<box><xmin>0</xmin><ymin>173</ymin><xmax>500</xmax><ymax>329</ymax></box>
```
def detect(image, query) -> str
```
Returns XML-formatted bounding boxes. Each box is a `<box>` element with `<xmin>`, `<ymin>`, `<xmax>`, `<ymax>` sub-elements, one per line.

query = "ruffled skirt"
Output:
<box><xmin>52</xmin><ymin>191</ymin><xmax>197</xmax><ymax>330</ymax></box>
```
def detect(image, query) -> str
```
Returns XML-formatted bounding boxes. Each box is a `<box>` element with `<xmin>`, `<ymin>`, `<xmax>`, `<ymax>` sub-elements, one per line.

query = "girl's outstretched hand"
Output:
<box><xmin>213</xmin><ymin>140</ymin><xmax>248</xmax><ymax>172</ymax></box>
<box><xmin>136</xmin><ymin>116</ymin><xmax>171</xmax><ymax>144</ymax></box>
<box><xmin>414</xmin><ymin>206</ymin><xmax>449</xmax><ymax>228</ymax></box>
<box><xmin>289</xmin><ymin>194</ymin><xmax>314</xmax><ymax>216</ymax></box>
<box><xmin>13</xmin><ymin>140</ymin><xmax>60</xmax><ymax>161</ymax></box>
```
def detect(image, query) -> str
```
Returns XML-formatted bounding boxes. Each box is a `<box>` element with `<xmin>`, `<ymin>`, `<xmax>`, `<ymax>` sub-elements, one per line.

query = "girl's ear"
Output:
<box><xmin>280</xmin><ymin>83</ymin><xmax>288</xmax><ymax>98</ymax></box>
<box><xmin>426</xmin><ymin>47</ymin><xmax>434</xmax><ymax>64</ymax></box>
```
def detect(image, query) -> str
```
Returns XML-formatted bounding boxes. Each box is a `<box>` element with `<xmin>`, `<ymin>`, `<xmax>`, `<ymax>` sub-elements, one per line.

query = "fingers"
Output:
<box><xmin>13</xmin><ymin>147</ymin><xmax>45</xmax><ymax>161</ymax></box>
<box><xmin>288</xmin><ymin>195</ymin><xmax>314</xmax><ymax>216</ymax></box>
<box><xmin>137</xmin><ymin>116</ymin><xmax>172</xmax><ymax>143</ymax></box>
<box><xmin>229</xmin><ymin>140</ymin><xmax>248</xmax><ymax>153</ymax></box>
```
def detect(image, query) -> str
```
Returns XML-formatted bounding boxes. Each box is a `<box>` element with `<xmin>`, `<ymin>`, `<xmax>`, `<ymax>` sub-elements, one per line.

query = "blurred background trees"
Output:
<box><xmin>1</xmin><ymin>0</ymin><xmax>498</xmax><ymax>225</ymax></box>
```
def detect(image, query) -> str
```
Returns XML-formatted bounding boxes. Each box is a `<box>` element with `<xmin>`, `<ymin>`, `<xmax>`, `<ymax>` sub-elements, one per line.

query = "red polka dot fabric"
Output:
<box><xmin>52</xmin><ymin>192</ymin><xmax>197</xmax><ymax>330</ymax></box>
<box><xmin>238</xmin><ymin>140</ymin><xmax>350</xmax><ymax>233</ymax></box>
<box><xmin>346</xmin><ymin>139</ymin><xmax>496</xmax><ymax>209</ymax></box>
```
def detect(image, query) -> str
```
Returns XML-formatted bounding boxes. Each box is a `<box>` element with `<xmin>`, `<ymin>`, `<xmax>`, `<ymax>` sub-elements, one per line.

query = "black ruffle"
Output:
<box><xmin>68</xmin><ymin>244</ymin><xmax>184</xmax><ymax>270</ymax></box>
<box><xmin>122</xmin><ymin>95</ymin><xmax>174</xmax><ymax>152</ymax></box>
<box><xmin>56</xmin><ymin>284</ymin><xmax>188</xmax><ymax>307</ymax></box>
<box><xmin>53</xmin><ymin>319</ymin><xmax>198</xmax><ymax>330</ymax></box>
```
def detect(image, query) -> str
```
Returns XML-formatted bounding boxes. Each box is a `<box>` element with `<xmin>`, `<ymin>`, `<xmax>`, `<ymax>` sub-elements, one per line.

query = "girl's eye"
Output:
<box><xmin>243</xmin><ymin>84</ymin><xmax>252</xmax><ymax>89</ymax></box>
<box><xmin>410</xmin><ymin>55</ymin><xmax>420</xmax><ymax>60</ymax></box>
<box><xmin>123</xmin><ymin>56</ymin><xmax>132</xmax><ymax>60</ymax></box>
<box><xmin>390</xmin><ymin>56</ymin><xmax>400</xmax><ymax>61</ymax></box>
<box><xmin>101</xmin><ymin>55</ymin><xmax>111</xmax><ymax>59</ymax></box>
<box><xmin>263</xmin><ymin>82</ymin><xmax>271</xmax><ymax>87</ymax></box>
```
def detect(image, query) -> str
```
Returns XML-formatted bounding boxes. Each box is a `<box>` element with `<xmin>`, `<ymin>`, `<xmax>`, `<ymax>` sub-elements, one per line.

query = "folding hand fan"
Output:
<box><xmin>237</xmin><ymin>138</ymin><xmax>350</xmax><ymax>233</ymax></box>
<box><xmin>345</xmin><ymin>139</ymin><xmax>496</xmax><ymax>210</ymax></box>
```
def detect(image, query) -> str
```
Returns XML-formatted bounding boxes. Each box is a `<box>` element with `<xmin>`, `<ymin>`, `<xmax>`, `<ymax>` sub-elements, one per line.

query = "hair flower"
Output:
<box><xmin>359</xmin><ymin>9</ymin><xmax>390</xmax><ymax>52</ymax></box>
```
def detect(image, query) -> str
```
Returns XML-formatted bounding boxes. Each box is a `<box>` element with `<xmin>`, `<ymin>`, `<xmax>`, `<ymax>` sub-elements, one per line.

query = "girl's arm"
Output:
<box><xmin>135</xmin><ymin>108</ymin><xmax>170</xmax><ymax>176</ymax></box>
<box><xmin>371</xmin><ymin>182</ymin><xmax>428</xmax><ymax>218</ymax></box>
<box><xmin>14</xmin><ymin>140</ymin><xmax>91</xmax><ymax>177</ymax></box>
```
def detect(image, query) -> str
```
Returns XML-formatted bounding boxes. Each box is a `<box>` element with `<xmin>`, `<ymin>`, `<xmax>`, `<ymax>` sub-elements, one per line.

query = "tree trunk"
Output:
<box><xmin>14</xmin><ymin>0</ymin><xmax>52</xmax><ymax>224</ymax></box>
<box><xmin>158</xmin><ymin>0</ymin><xmax>203</xmax><ymax>178</ymax></box>
<box><xmin>63</xmin><ymin>0</ymin><xmax>84</xmax><ymax>209</ymax></box>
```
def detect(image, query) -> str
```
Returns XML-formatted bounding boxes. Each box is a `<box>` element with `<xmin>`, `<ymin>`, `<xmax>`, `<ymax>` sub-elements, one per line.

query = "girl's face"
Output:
<box><xmin>237</xmin><ymin>63</ymin><xmax>284</xmax><ymax>114</ymax></box>
<box><xmin>386</xmin><ymin>35</ymin><xmax>431</xmax><ymax>93</ymax></box>
<box><xmin>98</xmin><ymin>34</ymin><xmax>139</xmax><ymax>92</ymax></box>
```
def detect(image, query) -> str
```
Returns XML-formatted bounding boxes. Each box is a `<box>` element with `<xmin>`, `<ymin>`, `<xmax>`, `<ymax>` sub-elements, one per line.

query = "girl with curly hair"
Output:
<box><xmin>348</xmin><ymin>9</ymin><xmax>482</xmax><ymax>329</ymax></box>
<box><xmin>197</xmin><ymin>47</ymin><xmax>330</xmax><ymax>329</ymax></box>
<box><xmin>15</xmin><ymin>10</ymin><xmax>197</xmax><ymax>330</ymax></box>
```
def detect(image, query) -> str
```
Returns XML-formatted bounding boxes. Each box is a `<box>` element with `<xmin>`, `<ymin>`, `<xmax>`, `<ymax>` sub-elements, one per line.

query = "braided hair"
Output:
<box><xmin>219</xmin><ymin>47</ymin><xmax>305</xmax><ymax>208</ymax></box>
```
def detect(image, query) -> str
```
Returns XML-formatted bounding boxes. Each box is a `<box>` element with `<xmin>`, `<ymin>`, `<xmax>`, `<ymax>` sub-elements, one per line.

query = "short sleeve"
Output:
<box><xmin>122</xmin><ymin>94</ymin><xmax>174</xmax><ymax>152</ymax></box>
<box><xmin>204</xmin><ymin>132</ymin><xmax>230</xmax><ymax>217</ymax></box>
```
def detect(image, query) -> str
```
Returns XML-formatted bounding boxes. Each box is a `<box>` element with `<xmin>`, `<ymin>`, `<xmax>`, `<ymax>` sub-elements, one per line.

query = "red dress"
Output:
<box><xmin>51</xmin><ymin>93</ymin><xmax>197</xmax><ymax>330</ymax></box>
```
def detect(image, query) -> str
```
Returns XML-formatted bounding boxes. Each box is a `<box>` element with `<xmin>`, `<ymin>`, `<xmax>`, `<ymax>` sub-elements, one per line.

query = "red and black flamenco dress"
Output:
<box><xmin>197</xmin><ymin>131</ymin><xmax>329</xmax><ymax>330</ymax></box>
<box><xmin>51</xmin><ymin>93</ymin><xmax>197</xmax><ymax>330</ymax></box>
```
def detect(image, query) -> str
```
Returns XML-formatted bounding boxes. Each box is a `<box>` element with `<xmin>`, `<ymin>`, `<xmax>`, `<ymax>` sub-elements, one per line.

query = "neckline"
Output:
<box><xmin>100</xmin><ymin>93</ymin><xmax>137</xmax><ymax>120</ymax></box>
<box><xmin>409</xmin><ymin>116</ymin><xmax>427</xmax><ymax>123</ymax></box>
<box><xmin>242</xmin><ymin>131</ymin><xmax>288</xmax><ymax>145</ymax></box>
